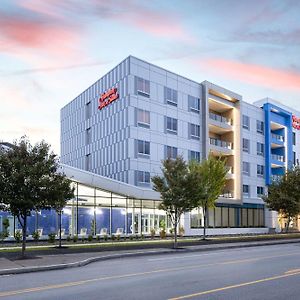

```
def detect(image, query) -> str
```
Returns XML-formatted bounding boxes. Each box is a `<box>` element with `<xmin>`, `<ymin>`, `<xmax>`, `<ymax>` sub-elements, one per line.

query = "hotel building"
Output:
<box><xmin>1</xmin><ymin>56</ymin><xmax>300</xmax><ymax>238</ymax></box>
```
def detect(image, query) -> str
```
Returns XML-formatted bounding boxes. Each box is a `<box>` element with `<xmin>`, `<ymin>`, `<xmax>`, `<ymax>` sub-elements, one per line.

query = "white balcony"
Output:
<box><xmin>210</xmin><ymin>138</ymin><xmax>232</xmax><ymax>149</ymax></box>
<box><xmin>209</xmin><ymin>112</ymin><xmax>232</xmax><ymax>125</ymax></box>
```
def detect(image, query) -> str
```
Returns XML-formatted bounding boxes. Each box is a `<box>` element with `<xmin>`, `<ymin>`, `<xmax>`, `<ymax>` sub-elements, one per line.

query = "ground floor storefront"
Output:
<box><xmin>0</xmin><ymin>180</ymin><xmax>269</xmax><ymax>238</ymax></box>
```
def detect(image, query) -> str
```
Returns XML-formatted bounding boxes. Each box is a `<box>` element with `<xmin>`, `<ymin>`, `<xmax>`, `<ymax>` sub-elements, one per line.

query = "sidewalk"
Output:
<box><xmin>1</xmin><ymin>238</ymin><xmax>300</xmax><ymax>276</ymax></box>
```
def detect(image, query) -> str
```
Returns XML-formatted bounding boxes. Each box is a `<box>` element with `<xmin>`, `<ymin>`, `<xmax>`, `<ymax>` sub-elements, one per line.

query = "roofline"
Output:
<box><xmin>60</xmin><ymin>164</ymin><xmax>161</xmax><ymax>201</ymax></box>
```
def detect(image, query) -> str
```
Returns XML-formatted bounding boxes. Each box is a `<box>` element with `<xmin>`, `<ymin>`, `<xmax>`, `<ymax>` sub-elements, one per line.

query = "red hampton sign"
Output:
<box><xmin>98</xmin><ymin>87</ymin><xmax>119</xmax><ymax>110</ymax></box>
<box><xmin>292</xmin><ymin>115</ymin><xmax>300</xmax><ymax>130</ymax></box>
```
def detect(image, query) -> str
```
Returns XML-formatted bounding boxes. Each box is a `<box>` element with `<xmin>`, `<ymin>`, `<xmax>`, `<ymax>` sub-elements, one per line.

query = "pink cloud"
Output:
<box><xmin>0</xmin><ymin>16</ymin><xmax>79</xmax><ymax>58</ymax></box>
<box><xmin>200</xmin><ymin>58</ymin><xmax>300</xmax><ymax>91</ymax></box>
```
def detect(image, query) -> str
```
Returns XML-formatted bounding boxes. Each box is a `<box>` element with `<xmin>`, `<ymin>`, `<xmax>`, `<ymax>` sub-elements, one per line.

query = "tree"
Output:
<box><xmin>264</xmin><ymin>166</ymin><xmax>300</xmax><ymax>232</ymax></box>
<box><xmin>190</xmin><ymin>155</ymin><xmax>227</xmax><ymax>240</ymax></box>
<box><xmin>0</xmin><ymin>137</ymin><xmax>74</xmax><ymax>256</ymax></box>
<box><xmin>152</xmin><ymin>156</ymin><xmax>198</xmax><ymax>248</ymax></box>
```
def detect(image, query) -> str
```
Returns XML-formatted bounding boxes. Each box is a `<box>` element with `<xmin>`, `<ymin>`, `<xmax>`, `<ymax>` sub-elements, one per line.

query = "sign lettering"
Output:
<box><xmin>98</xmin><ymin>87</ymin><xmax>119</xmax><ymax>110</ymax></box>
<box><xmin>292</xmin><ymin>115</ymin><xmax>300</xmax><ymax>130</ymax></box>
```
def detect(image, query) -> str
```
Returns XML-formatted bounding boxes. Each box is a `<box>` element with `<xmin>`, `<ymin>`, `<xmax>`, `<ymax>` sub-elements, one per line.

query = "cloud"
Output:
<box><xmin>200</xmin><ymin>58</ymin><xmax>300</xmax><ymax>91</ymax></box>
<box><xmin>0</xmin><ymin>15</ymin><xmax>80</xmax><ymax>58</ymax></box>
<box><xmin>0</xmin><ymin>61</ymin><xmax>107</xmax><ymax>76</ymax></box>
<box><xmin>91</xmin><ymin>0</ymin><xmax>196</xmax><ymax>43</ymax></box>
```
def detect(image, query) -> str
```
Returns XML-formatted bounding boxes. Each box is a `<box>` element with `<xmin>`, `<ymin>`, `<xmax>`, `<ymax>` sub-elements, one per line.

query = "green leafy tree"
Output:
<box><xmin>0</xmin><ymin>137</ymin><xmax>74</xmax><ymax>257</ymax></box>
<box><xmin>152</xmin><ymin>156</ymin><xmax>198</xmax><ymax>248</ymax></box>
<box><xmin>190</xmin><ymin>155</ymin><xmax>227</xmax><ymax>240</ymax></box>
<box><xmin>264</xmin><ymin>167</ymin><xmax>300</xmax><ymax>232</ymax></box>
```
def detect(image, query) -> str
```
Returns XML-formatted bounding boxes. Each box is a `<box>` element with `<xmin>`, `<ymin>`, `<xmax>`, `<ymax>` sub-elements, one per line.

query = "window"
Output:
<box><xmin>166</xmin><ymin>117</ymin><xmax>177</xmax><ymax>134</ymax></box>
<box><xmin>243</xmin><ymin>162</ymin><xmax>250</xmax><ymax>175</ymax></box>
<box><xmin>257</xmin><ymin>142</ymin><xmax>264</xmax><ymax>156</ymax></box>
<box><xmin>293</xmin><ymin>132</ymin><xmax>296</xmax><ymax>145</ymax></box>
<box><xmin>188</xmin><ymin>95</ymin><xmax>200</xmax><ymax>113</ymax></box>
<box><xmin>189</xmin><ymin>150</ymin><xmax>200</xmax><ymax>162</ymax></box>
<box><xmin>164</xmin><ymin>87</ymin><xmax>178</xmax><ymax>106</ymax></box>
<box><xmin>256</xmin><ymin>120</ymin><xmax>264</xmax><ymax>134</ymax></box>
<box><xmin>243</xmin><ymin>185</ymin><xmax>249</xmax><ymax>196</ymax></box>
<box><xmin>135</xmin><ymin>76</ymin><xmax>150</xmax><ymax>97</ymax></box>
<box><xmin>137</xmin><ymin>140</ymin><xmax>150</xmax><ymax>156</ymax></box>
<box><xmin>85</xmin><ymin>101</ymin><xmax>91</xmax><ymax>119</ymax></box>
<box><xmin>243</xmin><ymin>138</ymin><xmax>250</xmax><ymax>153</ymax></box>
<box><xmin>257</xmin><ymin>165</ymin><xmax>264</xmax><ymax>177</ymax></box>
<box><xmin>242</xmin><ymin>115</ymin><xmax>250</xmax><ymax>130</ymax></box>
<box><xmin>85</xmin><ymin>154</ymin><xmax>91</xmax><ymax>171</ymax></box>
<box><xmin>166</xmin><ymin>146</ymin><xmax>178</xmax><ymax>159</ymax></box>
<box><xmin>293</xmin><ymin>151</ymin><xmax>296</xmax><ymax>165</ymax></box>
<box><xmin>189</xmin><ymin>123</ymin><xmax>200</xmax><ymax>139</ymax></box>
<box><xmin>137</xmin><ymin>109</ymin><xmax>150</xmax><ymax>128</ymax></box>
<box><xmin>190</xmin><ymin>208</ymin><xmax>203</xmax><ymax>228</ymax></box>
<box><xmin>257</xmin><ymin>186</ymin><xmax>264</xmax><ymax>197</ymax></box>
<box><xmin>136</xmin><ymin>171</ymin><xmax>150</xmax><ymax>185</ymax></box>
<box><xmin>86</xmin><ymin>127</ymin><xmax>91</xmax><ymax>144</ymax></box>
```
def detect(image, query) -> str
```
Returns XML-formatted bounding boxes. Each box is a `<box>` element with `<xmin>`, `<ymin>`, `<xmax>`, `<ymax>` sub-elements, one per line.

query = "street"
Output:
<box><xmin>0</xmin><ymin>243</ymin><xmax>300</xmax><ymax>299</ymax></box>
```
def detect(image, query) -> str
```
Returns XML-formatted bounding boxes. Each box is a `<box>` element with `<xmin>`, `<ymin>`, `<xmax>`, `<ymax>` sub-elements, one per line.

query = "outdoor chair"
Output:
<box><xmin>78</xmin><ymin>227</ymin><xmax>87</xmax><ymax>238</ymax></box>
<box><xmin>96</xmin><ymin>228</ymin><xmax>108</xmax><ymax>237</ymax></box>
<box><xmin>115</xmin><ymin>228</ymin><xmax>124</xmax><ymax>236</ymax></box>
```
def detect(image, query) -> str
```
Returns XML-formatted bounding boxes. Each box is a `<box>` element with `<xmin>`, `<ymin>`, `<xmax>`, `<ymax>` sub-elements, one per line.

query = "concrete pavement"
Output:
<box><xmin>1</xmin><ymin>238</ymin><xmax>300</xmax><ymax>276</ymax></box>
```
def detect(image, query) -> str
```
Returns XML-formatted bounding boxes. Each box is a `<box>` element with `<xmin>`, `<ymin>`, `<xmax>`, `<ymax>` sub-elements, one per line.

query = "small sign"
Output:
<box><xmin>98</xmin><ymin>87</ymin><xmax>119</xmax><ymax>110</ymax></box>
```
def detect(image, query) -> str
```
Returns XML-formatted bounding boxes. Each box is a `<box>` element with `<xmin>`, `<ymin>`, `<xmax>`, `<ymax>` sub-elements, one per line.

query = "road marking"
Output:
<box><xmin>169</xmin><ymin>271</ymin><xmax>300</xmax><ymax>300</ymax></box>
<box><xmin>0</xmin><ymin>251</ymin><xmax>299</xmax><ymax>297</ymax></box>
<box><xmin>285</xmin><ymin>268</ymin><xmax>300</xmax><ymax>274</ymax></box>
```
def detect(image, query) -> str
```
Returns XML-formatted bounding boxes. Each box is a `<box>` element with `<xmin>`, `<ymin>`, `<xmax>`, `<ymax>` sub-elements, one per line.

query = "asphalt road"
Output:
<box><xmin>1</xmin><ymin>243</ymin><xmax>300</xmax><ymax>299</ymax></box>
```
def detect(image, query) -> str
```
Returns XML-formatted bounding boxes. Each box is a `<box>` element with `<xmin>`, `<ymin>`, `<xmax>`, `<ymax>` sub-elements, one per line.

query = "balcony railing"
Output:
<box><xmin>271</xmin><ymin>133</ymin><xmax>284</xmax><ymax>142</ymax></box>
<box><xmin>209</xmin><ymin>112</ymin><xmax>232</xmax><ymax>125</ymax></box>
<box><xmin>271</xmin><ymin>175</ymin><xmax>283</xmax><ymax>182</ymax></box>
<box><xmin>227</xmin><ymin>166</ymin><xmax>233</xmax><ymax>174</ymax></box>
<box><xmin>271</xmin><ymin>154</ymin><xmax>284</xmax><ymax>162</ymax></box>
<box><xmin>220</xmin><ymin>191</ymin><xmax>234</xmax><ymax>198</ymax></box>
<box><xmin>209</xmin><ymin>138</ymin><xmax>232</xmax><ymax>150</ymax></box>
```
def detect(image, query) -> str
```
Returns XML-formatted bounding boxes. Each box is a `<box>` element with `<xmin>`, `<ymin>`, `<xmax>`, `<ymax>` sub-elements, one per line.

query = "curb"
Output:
<box><xmin>1</xmin><ymin>239</ymin><xmax>300</xmax><ymax>276</ymax></box>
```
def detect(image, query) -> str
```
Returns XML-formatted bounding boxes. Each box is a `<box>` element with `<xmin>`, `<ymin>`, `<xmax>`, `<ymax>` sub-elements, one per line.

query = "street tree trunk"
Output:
<box><xmin>286</xmin><ymin>216</ymin><xmax>291</xmax><ymax>233</ymax></box>
<box><xmin>174</xmin><ymin>211</ymin><xmax>178</xmax><ymax>249</ymax></box>
<box><xmin>58</xmin><ymin>211</ymin><xmax>62</xmax><ymax>248</ymax></box>
<box><xmin>21</xmin><ymin>215</ymin><xmax>27</xmax><ymax>258</ymax></box>
<box><xmin>202</xmin><ymin>205</ymin><xmax>207</xmax><ymax>240</ymax></box>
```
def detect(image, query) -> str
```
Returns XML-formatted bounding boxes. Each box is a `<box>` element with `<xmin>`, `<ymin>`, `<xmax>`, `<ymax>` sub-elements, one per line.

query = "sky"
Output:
<box><xmin>0</xmin><ymin>0</ymin><xmax>300</xmax><ymax>154</ymax></box>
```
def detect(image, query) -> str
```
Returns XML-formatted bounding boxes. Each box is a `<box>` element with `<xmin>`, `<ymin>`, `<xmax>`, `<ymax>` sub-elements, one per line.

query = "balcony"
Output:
<box><xmin>208</xmin><ymin>112</ymin><xmax>232</xmax><ymax>134</ymax></box>
<box><xmin>271</xmin><ymin>175</ymin><xmax>283</xmax><ymax>182</ymax></box>
<box><xmin>209</xmin><ymin>112</ymin><xmax>232</xmax><ymax>125</ymax></box>
<box><xmin>271</xmin><ymin>133</ymin><xmax>284</xmax><ymax>142</ymax></box>
<box><xmin>210</xmin><ymin>138</ymin><xmax>232</xmax><ymax>149</ymax></box>
<box><xmin>220</xmin><ymin>191</ymin><xmax>234</xmax><ymax>198</ymax></box>
<box><xmin>226</xmin><ymin>166</ymin><xmax>234</xmax><ymax>179</ymax></box>
<box><xmin>271</xmin><ymin>154</ymin><xmax>284</xmax><ymax>162</ymax></box>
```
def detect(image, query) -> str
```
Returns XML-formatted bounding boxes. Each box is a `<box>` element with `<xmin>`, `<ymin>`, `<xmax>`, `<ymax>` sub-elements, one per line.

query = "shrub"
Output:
<box><xmin>150</xmin><ymin>228</ymin><xmax>155</xmax><ymax>239</ymax></box>
<box><xmin>141</xmin><ymin>234</ymin><xmax>144</xmax><ymax>240</ymax></box>
<box><xmin>15</xmin><ymin>231</ymin><xmax>22</xmax><ymax>243</ymax></box>
<box><xmin>179</xmin><ymin>226</ymin><xmax>185</xmax><ymax>237</ymax></box>
<box><xmin>48</xmin><ymin>233</ymin><xmax>56</xmax><ymax>243</ymax></box>
<box><xmin>96</xmin><ymin>235</ymin><xmax>100</xmax><ymax>242</ymax></box>
<box><xmin>66</xmin><ymin>235</ymin><xmax>71</xmax><ymax>242</ymax></box>
<box><xmin>116</xmin><ymin>234</ymin><xmax>121</xmax><ymax>241</ymax></box>
<box><xmin>135</xmin><ymin>234</ymin><xmax>139</xmax><ymax>240</ymax></box>
<box><xmin>32</xmin><ymin>231</ymin><xmax>40</xmax><ymax>242</ymax></box>
<box><xmin>73</xmin><ymin>235</ymin><xmax>78</xmax><ymax>243</ymax></box>
<box><xmin>111</xmin><ymin>234</ymin><xmax>116</xmax><ymax>241</ymax></box>
<box><xmin>88</xmin><ymin>234</ymin><xmax>93</xmax><ymax>242</ymax></box>
<box><xmin>160</xmin><ymin>229</ymin><xmax>166</xmax><ymax>239</ymax></box>
<box><xmin>129</xmin><ymin>235</ymin><xmax>134</xmax><ymax>241</ymax></box>
<box><xmin>103</xmin><ymin>234</ymin><xmax>108</xmax><ymax>241</ymax></box>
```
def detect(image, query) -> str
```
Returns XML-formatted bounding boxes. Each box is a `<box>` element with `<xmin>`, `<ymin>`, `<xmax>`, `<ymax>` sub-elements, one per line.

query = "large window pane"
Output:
<box><xmin>222</xmin><ymin>207</ymin><xmax>229</xmax><ymax>227</ymax></box>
